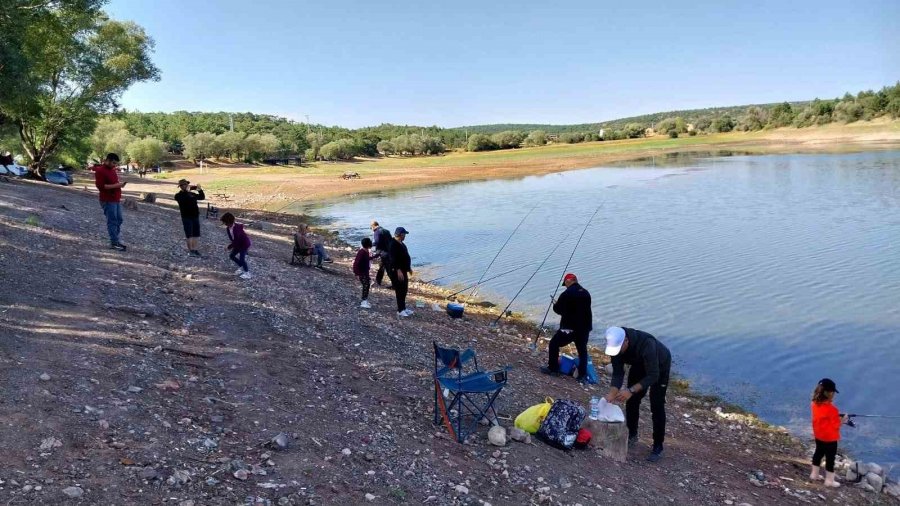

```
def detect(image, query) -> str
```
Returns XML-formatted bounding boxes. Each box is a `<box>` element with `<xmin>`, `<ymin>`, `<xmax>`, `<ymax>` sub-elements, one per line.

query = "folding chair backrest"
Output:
<box><xmin>434</xmin><ymin>342</ymin><xmax>476</xmax><ymax>378</ymax></box>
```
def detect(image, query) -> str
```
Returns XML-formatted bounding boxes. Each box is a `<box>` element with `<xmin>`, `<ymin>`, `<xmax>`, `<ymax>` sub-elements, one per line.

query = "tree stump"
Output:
<box><xmin>123</xmin><ymin>198</ymin><xmax>138</xmax><ymax>211</ymax></box>
<box><xmin>140</xmin><ymin>192</ymin><xmax>156</xmax><ymax>203</ymax></box>
<box><xmin>583</xmin><ymin>420</ymin><xmax>628</xmax><ymax>462</ymax></box>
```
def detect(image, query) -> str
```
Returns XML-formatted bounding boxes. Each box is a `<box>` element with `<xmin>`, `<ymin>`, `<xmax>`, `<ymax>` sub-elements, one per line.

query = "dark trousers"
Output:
<box><xmin>387</xmin><ymin>270</ymin><xmax>408</xmax><ymax>311</ymax></box>
<box><xmin>359</xmin><ymin>275</ymin><xmax>370</xmax><ymax>300</ymax></box>
<box><xmin>547</xmin><ymin>330</ymin><xmax>589</xmax><ymax>378</ymax></box>
<box><xmin>625</xmin><ymin>364</ymin><xmax>670</xmax><ymax>449</ymax></box>
<box><xmin>229</xmin><ymin>249</ymin><xmax>249</xmax><ymax>272</ymax></box>
<box><xmin>375</xmin><ymin>255</ymin><xmax>387</xmax><ymax>285</ymax></box>
<box><xmin>812</xmin><ymin>439</ymin><xmax>838</xmax><ymax>472</ymax></box>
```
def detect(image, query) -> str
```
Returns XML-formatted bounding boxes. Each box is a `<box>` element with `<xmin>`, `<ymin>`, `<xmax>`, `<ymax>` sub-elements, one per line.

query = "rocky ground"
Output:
<box><xmin>0</xmin><ymin>176</ymin><xmax>896</xmax><ymax>505</ymax></box>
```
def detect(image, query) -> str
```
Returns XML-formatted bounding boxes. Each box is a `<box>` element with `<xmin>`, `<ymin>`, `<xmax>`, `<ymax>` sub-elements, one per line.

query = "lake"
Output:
<box><xmin>311</xmin><ymin>150</ymin><xmax>900</xmax><ymax>474</ymax></box>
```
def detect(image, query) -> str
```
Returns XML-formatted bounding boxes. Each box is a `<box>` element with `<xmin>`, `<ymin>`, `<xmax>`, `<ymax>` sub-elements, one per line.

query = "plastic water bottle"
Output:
<box><xmin>589</xmin><ymin>396</ymin><xmax>600</xmax><ymax>420</ymax></box>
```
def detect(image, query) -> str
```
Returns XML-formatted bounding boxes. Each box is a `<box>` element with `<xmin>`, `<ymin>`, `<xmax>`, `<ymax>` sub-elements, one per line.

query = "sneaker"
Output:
<box><xmin>110</xmin><ymin>242</ymin><xmax>127</xmax><ymax>251</ymax></box>
<box><xmin>539</xmin><ymin>366</ymin><xmax>560</xmax><ymax>377</ymax></box>
<box><xmin>577</xmin><ymin>376</ymin><xmax>591</xmax><ymax>386</ymax></box>
<box><xmin>647</xmin><ymin>446</ymin><xmax>663</xmax><ymax>463</ymax></box>
<box><xmin>234</xmin><ymin>268</ymin><xmax>244</xmax><ymax>275</ymax></box>
<box><xmin>189</xmin><ymin>250</ymin><xmax>202</xmax><ymax>258</ymax></box>
<box><xmin>239</xmin><ymin>271</ymin><xmax>252</xmax><ymax>280</ymax></box>
<box><xmin>324</xmin><ymin>258</ymin><xmax>334</xmax><ymax>263</ymax></box>
<box><xmin>402</xmin><ymin>309</ymin><xmax>414</xmax><ymax>316</ymax></box>
<box><xmin>360</xmin><ymin>300</ymin><xmax>371</xmax><ymax>309</ymax></box>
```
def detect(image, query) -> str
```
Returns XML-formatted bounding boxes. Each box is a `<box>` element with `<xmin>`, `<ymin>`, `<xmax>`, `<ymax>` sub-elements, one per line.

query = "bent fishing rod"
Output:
<box><xmin>462</xmin><ymin>205</ymin><xmax>538</xmax><ymax>306</ymax></box>
<box><xmin>529</xmin><ymin>204</ymin><xmax>603</xmax><ymax>350</ymax></box>
<box><xmin>445</xmin><ymin>260</ymin><xmax>542</xmax><ymax>298</ymax></box>
<box><xmin>491</xmin><ymin>228</ymin><xmax>575</xmax><ymax>327</ymax></box>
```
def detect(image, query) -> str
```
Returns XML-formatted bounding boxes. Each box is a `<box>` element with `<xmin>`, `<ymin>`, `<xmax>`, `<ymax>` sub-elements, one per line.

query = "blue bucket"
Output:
<box><xmin>446</xmin><ymin>303</ymin><xmax>465</xmax><ymax>318</ymax></box>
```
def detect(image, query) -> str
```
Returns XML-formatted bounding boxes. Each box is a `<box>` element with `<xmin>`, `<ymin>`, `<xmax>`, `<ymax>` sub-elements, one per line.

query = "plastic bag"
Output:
<box><xmin>595</xmin><ymin>398</ymin><xmax>625</xmax><ymax>422</ymax></box>
<box><xmin>515</xmin><ymin>397</ymin><xmax>554</xmax><ymax>434</ymax></box>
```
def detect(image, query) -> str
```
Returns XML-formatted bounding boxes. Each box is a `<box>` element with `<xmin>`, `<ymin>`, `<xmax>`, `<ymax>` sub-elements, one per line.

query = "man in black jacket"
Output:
<box><xmin>387</xmin><ymin>227</ymin><xmax>412</xmax><ymax>318</ymax></box>
<box><xmin>540</xmin><ymin>273</ymin><xmax>592</xmax><ymax>383</ymax></box>
<box><xmin>371</xmin><ymin>220</ymin><xmax>392</xmax><ymax>286</ymax></box>
<box><xmin>604</xmin><ymin>326</ymin><xmax>672</xmax><ymax>462</ymax></box>
<box><xmin>174</xmin><ymin>179</ymin><xmax>205</xmax><ymax>257</ymax></box>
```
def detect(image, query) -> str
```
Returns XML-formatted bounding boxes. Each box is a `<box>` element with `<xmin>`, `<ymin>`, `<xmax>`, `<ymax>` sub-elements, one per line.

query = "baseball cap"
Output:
<box><xmin>561</xmin><ymin>273</ymin><xmax>577</xmax><ymax>286</ymax></box>
<box><xmin>818</xmin><ymin>378</ymin><xmax>839</xmax><ymax>393</ymax></box>
<box><xmin>394</xmin><ymin>226</ymin><xmax>409</xmax><ymax>235</ymax></box>
<box><xmin>604</xmin><ymin>326</ymin><xmax>626</xmax><ymax>356</ymax></box>
<box><xmin>178</xmin><ymin>179</ymin><xmax>190</xmax><ymax>186</ymax></box>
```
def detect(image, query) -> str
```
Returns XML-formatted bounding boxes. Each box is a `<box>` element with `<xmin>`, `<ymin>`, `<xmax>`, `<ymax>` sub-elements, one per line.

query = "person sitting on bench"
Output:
<box><xmin>295</xmin><ymin>223</ymin><xmax>332</xmax><ymax>268</ymax></box>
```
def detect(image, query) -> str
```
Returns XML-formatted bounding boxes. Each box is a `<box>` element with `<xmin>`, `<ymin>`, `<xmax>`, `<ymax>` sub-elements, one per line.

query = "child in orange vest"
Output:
<box><xmin>810</xmin><ymin>378</ymin><xmax>848</xmax><ymax>487</ymax></box>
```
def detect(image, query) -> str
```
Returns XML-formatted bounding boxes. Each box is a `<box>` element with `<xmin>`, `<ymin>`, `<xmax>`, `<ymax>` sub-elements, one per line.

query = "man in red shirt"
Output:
<box><xmin>93</xmin><ymin>153</ymin><xmax>128</xmax><ymax>250</ymax></box>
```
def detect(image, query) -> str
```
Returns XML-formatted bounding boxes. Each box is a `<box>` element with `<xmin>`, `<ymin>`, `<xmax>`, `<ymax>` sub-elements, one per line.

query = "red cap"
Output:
<box><xmin>562</xmin><ymin>273</ymin><xmax>577</xmax><ymax>286</ymax></box>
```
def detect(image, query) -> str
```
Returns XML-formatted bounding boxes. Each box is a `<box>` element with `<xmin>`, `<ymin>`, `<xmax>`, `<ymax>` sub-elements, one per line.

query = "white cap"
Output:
<box><xmin>604</xmin><ymin>326</ymin><xmax>626</xmax><ymax>356</ymax></box>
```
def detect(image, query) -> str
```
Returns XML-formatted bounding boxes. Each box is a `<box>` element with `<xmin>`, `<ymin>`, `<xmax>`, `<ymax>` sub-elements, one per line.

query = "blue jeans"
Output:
<box><xmin>313</xmin><ymin>243</ymin><xmax>327</xmax><ymax>266</ymax></box>
<box><xmin>101</xmin><ymin>202</ymin><xmax>123</xmax><ymax>244</ymax></box>
<box><xmin>230</xmin><ymin>249</ymin><xmax>249</xmax><ymax>272</ymax></box>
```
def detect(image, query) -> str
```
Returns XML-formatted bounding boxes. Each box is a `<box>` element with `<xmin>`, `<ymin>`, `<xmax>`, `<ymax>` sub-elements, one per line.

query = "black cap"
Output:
<box><xmin>394</xmin><ymin>226</ymin><xmax>409</xmax><ymax>235</ymax></box>
<box><xmin>818</xmin><ymin>378</ymin><xmax>839</xmax><ymax>393</ymax></box>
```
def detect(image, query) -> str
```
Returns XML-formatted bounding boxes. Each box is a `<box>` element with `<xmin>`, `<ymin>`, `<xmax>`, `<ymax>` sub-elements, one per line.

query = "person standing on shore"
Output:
<box><xmin>604</xmin><ymin>326</ymin><xmax>672</xmax><ymax>463</ymax></box>
<box><xmin>221</xmin><ymin>212</ymin><xmax>252</xmax><ymax>280</ymax></box>
<box><xmin>810</xmin><ymin>378</ymin><xmax>847</xmax><ymax>488</ymax></box>
<box><xmin>93</xmin><ymin>153</ymin><xmax>128</xmax><ymax>251</ymax></box>
<box><xmin>353</xmin><ymin>237</ymin><xmax>374</xmax><ymax>309</ymax></box>
<box><xmin>174</xmin><ymin>179</ymin><xmax>205</xmax><ymax>257</ymax></box>
<box><xmin>371</xmin><ymin>221</ymin><xmax>392</xmax><ymax>286</ymax></box>
<box><xmin>387</xmin><ymin>227</ymin><xmax>412</xmax><ymax>317</ymax></box>
<box><xmin>540</xmin><ymin>273</ymin><xmax>592</xmax><ymax>384</ymax></box>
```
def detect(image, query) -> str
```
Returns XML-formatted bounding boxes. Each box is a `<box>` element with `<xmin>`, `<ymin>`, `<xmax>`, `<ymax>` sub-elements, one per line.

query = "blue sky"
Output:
<box><xmin>106</xmin><ymin>0</ymin><xmax>898</xmax><ymax>128</ymax></box>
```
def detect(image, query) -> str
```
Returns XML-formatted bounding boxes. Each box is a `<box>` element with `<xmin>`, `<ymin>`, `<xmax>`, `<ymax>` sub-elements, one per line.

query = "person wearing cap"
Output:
<box><xmin>174</xmin><ymin>179</ymin><xmax>205</xmax><ymax>257</ymax></box>
<box><xmin>387</xmin><ymin>227</ymin><xmax>413</xmax><ymax>317</ymax></box>
<box><xmin>810</xmin><ymin>378</ymin><xmax>848</xmax><ymax>487</ymax></box>
<box><xmin>540</xmin><ymin>273</ymin><xmax>592</xmax><ymax>383</ymax></box>
<box><xmin>603</xmin><ymin>326</ymin><xmax>672</xmax><ymax>462</ymax></box>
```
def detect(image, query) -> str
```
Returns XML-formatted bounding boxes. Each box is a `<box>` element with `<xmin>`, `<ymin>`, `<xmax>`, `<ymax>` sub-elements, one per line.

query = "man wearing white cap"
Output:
<box><xmin>604</xmin><ymin>326</ymin><xmax>672</xmax><ymax>462</ymax></box>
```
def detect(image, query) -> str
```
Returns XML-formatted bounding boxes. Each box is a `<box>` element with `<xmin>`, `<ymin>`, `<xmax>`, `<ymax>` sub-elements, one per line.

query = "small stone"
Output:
<box><xmin>206</xmin><ymin>477</ymin><xmax>220</xmax><ymax>486</ymax></box>
<box><xmin>61</xmin><ymin>486</ymin><xmax>83</xmax><ymax>498</ymax></box>
<box><xmin>98</xmin><ymin>420</ymin><xmax>110</xmax><ymax>430</ymax></box>
<box><xmin>127</xmin><ymin>386</ymin><xmax>143</xmax><ymax>393</ymax></box>
<box><xmin>454</xmin><ymin>485</ymin><xmax>469</xmax><ymax>495</ymax></box>
<box><xmin>22</xmin><ymin>485</ymin><xmax>32</xmax><ymax>492</ymax></box>
<box><xmin>365</xmin><ymin>493</ymin><xmax>376</xmax><ymax>501</ymax></box>
<box><xmin>233</xmin><ymin>469</ymin><xmax>249</xmax><ymax>481</ymax></box>
<box><xmin>271</xmin><ymin>433</ymin><xmax>290</xmax><ymax>450</ymax></box>
<box><xmin>210</xmin><ymin>415</ymin><xmax>224</xmax><ymax>423</ymax></box>
<box><xmin>39</xmin><ymin>373</ymin><xmax>51</xmax><ymax>381</ymax></box>
<box><xmin>865</xmin><ymin>472</ymin><xmax>883</xmax><ymax>493</ymax></box>
<box><xmin>341</xmin><ymin>448</ymin><xmax>352</xmax><ymax>456</ymax></box>
<box><xmin>509</xmin><ymin>427</ymin><xmax>528</xmax><ymax>442</ymax></box>
<box><xmin>364</xmin><ymin>453</ymin><xmax>374</xmax><ymax>462</ymax></box>
<box><xmin>138</xmin><ymin>467</ymin><xmax>158</xmax><ymax>480</ymax></box>
<box><xmin>488</xmin><ymin>425</ymin><xmax>507</xmax><ymax>446</ymax></box>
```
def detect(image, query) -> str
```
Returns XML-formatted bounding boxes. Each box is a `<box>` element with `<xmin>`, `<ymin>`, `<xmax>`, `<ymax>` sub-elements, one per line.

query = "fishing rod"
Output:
<box><xmin>491</xmin><ymin>229</ymin><xmax>576</xmax><ymax>327</ymax></box>
<box><xmin>529</xmin><ymin>204</ymin><xmax>603</xmax><ymax>350</ymax></box>
<box><xmin>847</xmin><ymin>414</ymin><xmax>900</xmax><ymax>419</ymax></box>
<box><xmin>445</xmin><ymin>261</ymin><xmax>542</xmax><ymax>298</ymax></box>
<box><xmin>462</xmin><ymin>205</ymin><xmax>538</xmax><ymax>306</ymax></box>
<box><xmin>421</xmin><ymin>269</ymin><xmax>468</xmax><ymax>285</ymax></box>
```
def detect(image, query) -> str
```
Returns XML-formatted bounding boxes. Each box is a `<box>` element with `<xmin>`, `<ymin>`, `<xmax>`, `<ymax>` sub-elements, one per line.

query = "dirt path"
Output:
<box><xmin>0</xmin><ymin>178</ymin><xmax>893</xmax><ymax>505</ymax></box>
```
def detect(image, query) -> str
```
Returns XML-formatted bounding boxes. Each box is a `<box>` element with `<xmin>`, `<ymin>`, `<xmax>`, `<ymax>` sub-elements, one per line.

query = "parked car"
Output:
<box><xmin>45</xmin><ymin>170</ymin><xmax>73</xmax><ymax>185</ymax></box>
<box><xmin>0</xmin><ymin>162</ymin><xmax>29</xmax><ymax>177</ymax></box>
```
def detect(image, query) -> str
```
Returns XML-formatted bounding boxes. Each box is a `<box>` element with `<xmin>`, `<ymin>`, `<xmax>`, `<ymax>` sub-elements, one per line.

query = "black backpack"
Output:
<box><xmin>536</xmin><ymin>399</ymin><xmax>586</xmax><ymax>450</ymax></box>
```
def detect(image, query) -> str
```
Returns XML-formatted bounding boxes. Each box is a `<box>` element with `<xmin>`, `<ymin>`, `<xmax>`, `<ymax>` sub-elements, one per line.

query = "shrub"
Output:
<box><xmin>559</xmin><ymin>132</ymin><xmax>584</xmax><ymax>144</ymax></box>
<box><xmin>490</xmin><ymin>130</ymin><xmax>526</xmax><ymax>149</ymax></box>
<box><xmin>524</xmin><ymin>130</ymin><xmax>547</xmax><ymax>146</ymax></box>
<box><xmin>467</xmin><ymin>134</ymin><xmax>497</xmax><ymax>152</ymax></box>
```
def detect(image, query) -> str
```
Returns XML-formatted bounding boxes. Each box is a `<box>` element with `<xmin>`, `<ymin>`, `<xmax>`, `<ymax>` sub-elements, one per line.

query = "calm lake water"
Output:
<box><xmin>311</xmin><ymin>150</ymin><xmax>900</xmax><ymax>473</ymax></box>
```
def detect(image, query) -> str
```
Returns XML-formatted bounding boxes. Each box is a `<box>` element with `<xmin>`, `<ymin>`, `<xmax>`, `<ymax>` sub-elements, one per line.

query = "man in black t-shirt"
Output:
<box><xmin>174</xmin><ymin>179</ymin><xmax>205</xmax><ymax>257</ymax></box>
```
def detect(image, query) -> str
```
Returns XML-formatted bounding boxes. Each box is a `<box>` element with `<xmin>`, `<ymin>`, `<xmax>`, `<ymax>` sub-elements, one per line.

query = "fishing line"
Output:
<box><xmin>462</xmin><ymin>205</ymin><xmax>538</xmax><ymax>306</ymax></box>
<box><xmin>444</xmin><ymin>260</ymin><xmax>543</xmax><ymax>298</ymax></box>
<box><xmin>529</xmin><ymin>203</ymin><xmax>603</xmax><ymax>349</ymax></box>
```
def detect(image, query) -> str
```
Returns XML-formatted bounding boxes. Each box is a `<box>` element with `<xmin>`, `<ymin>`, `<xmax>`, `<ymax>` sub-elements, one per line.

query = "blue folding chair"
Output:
<box><xmin>433</xmin><ymin>342</ymin><xmax>510</xmax><ymax>443</ymax></box>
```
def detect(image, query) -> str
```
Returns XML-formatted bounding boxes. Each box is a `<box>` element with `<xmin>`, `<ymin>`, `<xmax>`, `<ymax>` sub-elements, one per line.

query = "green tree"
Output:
<box><xmin>1</xmin><ymin>1</ymin><xmax>159</xmax><ymax>174</ymax></box>
<box><xmin>467</xmin><ymin>134</ymin><xmax>497</xmax><ymax>152</ymax></box>
<box><xmin>833</xmin><ymin>101</ymin><xmax>864</xmax><ymax>123</ymax></box>
<box><xmin>244</xmin><ymin>133</ymin><xmax>279</xmax><ymax>161</ymax></box>
<box><xmin>216</xmin><ymin>131</ymin><xmax>246</xmax><ymax>160</ymax></box>
<box><xmin>559</xmin><ymin>132</ymin><xmax>584</xmax><ymax>143</ymax></box>
<box><xmin>738</xmin><ymin>107</ymin><xmax>767</xmax><ymax>131</ymax></box>
<box><xmin>622</xmin><ymin>123</ymin><xmax>645</xmax><ymax>139</ymax></box>
<box><xmin>767</xmin><ymin>102</ymin><xmax>794</xmax><ymax>127</ymax></box>
<box><xmin>376</xmin><ymin>140</ymin><xmax>395</xmax><ymax>155</ymax></box>
<box><xmin>183</xmin><ymin>132</ymin><xmax>217</xmax><ymax>161</ymax></box>
<box><xmin>90</xmin><ymin>118</ymin><xmax>135</xmax><ymax>160</ymax></box>
<box><xmin>710</xmin><ymin>115</ymin><xmax>735</xmax><ymax>133</ymax></box>
<box><xmin>126</xmin><ymin>137</ymin><xmax>166</xmax><ymax>168</ymax></box>
<box><xmin>524</xmin><ymin>130</ymin><xmax>547</xmax><ymax>146</ymax></box>
<box><xmin>490</xmin><ymin>130</ymin><xmax>526</xmax><ymax>149</ymax></box>
<box><xmin>306</xmin><ymin>132</ymin><xmax>325</xmax><ymax>160</ymax></box>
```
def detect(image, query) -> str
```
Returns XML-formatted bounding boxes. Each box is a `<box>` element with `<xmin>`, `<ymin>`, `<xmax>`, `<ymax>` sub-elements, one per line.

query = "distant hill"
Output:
<box><xmin>453</xmin><ymin>101</ymin><xmax>811</xmax><ymax>134</ymax></box>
